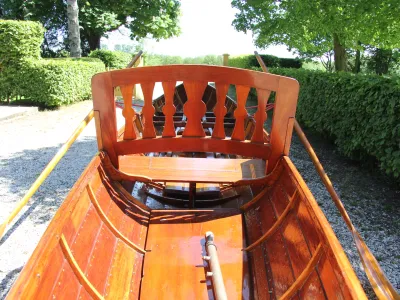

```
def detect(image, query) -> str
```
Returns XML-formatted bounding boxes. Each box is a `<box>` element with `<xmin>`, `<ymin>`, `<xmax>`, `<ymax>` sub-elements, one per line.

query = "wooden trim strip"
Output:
<box><xmin>243</xmin><ymin>190</ymin><xmax>299</xmax><ymax>251</ymax></box>
<box><xmin>59</xmin><ymin>234</ymin><xmax>105</xmax><ymax>300</ymax></box>
<box><xmin>234</xmin><ymin>157</ymin><xmax>283</xmax><ymax>187</ymax></box>
<box><xmin>240</xmin><ymin>185</ymin><xmax>270</xmax><ymax>211</ymax></box>
<box><xmin>279</xmin><ymin>243</ymin><xmax>324</xmax><ymax>300</ymax></box>
<box><xmin>86</xmin><ymin>184</ymin><xmax>146</xmax><ymax>254</ymax></box>
<box><xmin>111</xmin><ymin>181</ymin><xmax>151</xmax><ymax>214</ymax></box>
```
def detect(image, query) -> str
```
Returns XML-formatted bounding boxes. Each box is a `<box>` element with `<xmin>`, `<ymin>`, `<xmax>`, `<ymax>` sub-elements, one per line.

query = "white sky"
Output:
<box><xmin>104</xmin><ymin>0</ymin><xmax>294</xmax><ymax>58</ymax></box>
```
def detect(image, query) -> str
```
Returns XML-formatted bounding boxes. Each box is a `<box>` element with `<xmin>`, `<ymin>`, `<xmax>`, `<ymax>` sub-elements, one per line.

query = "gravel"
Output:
<box><xmin>0</xmin><ymin>101</ymin><xmax>399</xmax><ymax>298</ymax></box>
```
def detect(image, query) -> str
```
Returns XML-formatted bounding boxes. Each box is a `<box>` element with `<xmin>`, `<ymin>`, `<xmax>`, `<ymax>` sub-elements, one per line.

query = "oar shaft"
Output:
<box><xmin>0</xmin><ymin>109</ymin><xmax>94</xmax><ymax>239</ymax></box>
<box><xmin>293</xmin><ymin>120</ymin><xmax>354</xmax><ymax>230</ymax></box>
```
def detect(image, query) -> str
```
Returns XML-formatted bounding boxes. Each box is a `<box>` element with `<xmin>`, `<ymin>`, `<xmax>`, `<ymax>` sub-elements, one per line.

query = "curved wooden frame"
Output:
<box><xmin>92</xmin><ymin>65</ymin><xmax>299</xmax><ymax>172</ymax></box>
<box><xmin>59</xmin><ymin>234</ymin><xmax>105</xmax><ymax>300</ymax></box>
<box><xmin>86</xmin><ymin>184</ymin><xmax>146</xmax><ymax>254</ymax></box>
<box><xmin>243</xmin><ymin>190</ymin><xmax>299</xmax><ymax>251</ymax></box>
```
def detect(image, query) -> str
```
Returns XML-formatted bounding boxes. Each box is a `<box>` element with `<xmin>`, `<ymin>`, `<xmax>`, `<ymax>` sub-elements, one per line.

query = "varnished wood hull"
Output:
<box><xmin>7</xmin><ymin>154</ymin><xmax>366</xmax><ymax>299</ymax></box>
<box><xmin>7</xmin><ymin>73</ymin><xmax>367</xmax><ymax>299</ymax></box>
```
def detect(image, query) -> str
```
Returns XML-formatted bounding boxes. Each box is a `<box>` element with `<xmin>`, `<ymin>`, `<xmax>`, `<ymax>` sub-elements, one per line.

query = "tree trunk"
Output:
<box><xmin>374</xmin><ymin>48</ymin><xmax>392</xmax><ymax>75</ymax></box>
<box><xmin>354</xmin><ymin>41</ymin><xmax>361</xmax><ymax>73</ymax></box>
<box><xmin>87</xmin><ymin>34</ymin><xmax>101</xmax><ymax>51</ymax></box>
<box><xmin>333</xmin><ymin>33</ymin><xmax>347</xmax><ymax>71</ymax></box>
<box><xmin>67</xmin><ymin>0</ymin><xmax>82</xmax><ymax>57</ymax></box>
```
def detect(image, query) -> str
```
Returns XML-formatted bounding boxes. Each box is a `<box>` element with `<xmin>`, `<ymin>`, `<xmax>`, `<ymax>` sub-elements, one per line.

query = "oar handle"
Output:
<box><xmin>0</xmin><ymin>110</ymin><xmax>94</xmax><ymax>239</ymax></box>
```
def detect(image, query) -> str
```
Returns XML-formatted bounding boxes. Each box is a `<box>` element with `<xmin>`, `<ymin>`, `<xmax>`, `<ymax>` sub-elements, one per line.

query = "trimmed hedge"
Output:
<box><xmin>268</xmin><ymin>68</ymin><xmax>400</xmax><ymax>178</ymax></box>
<box><xmin>144</xmin><ymin>54</ymin><xmax>222</xmax><ymax>66</ymax></box>
<box><xmin>0</xmin><ymin>20</ymin><xmax>45</xmax><ymax>66</ymax></box>
<box><xmin>0</xmin><ymin>58</ymin><xmax>105</xmax><ymax>107</ymax></box>
<box><xmin>89</xmin><ymin>49</ymin><xmax>132</xmax><ymax>69</ymax></box>
<box><xmin>228</xmin><ymin>54</ymin><xmax>302</xmax><ymax>69</ymax></box>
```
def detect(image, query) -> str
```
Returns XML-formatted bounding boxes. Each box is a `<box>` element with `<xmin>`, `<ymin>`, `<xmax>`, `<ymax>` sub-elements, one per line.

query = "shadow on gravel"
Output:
<box><xmin>290</xmin><ymin>129</ymin><xmax>400</xmax><ymax>298</ymax></box>
<box><xmin>0</xmin><ymin>137</ymin><xmax>97</xmax><ymax>245</ymax></box>
<box><xmin>0</xmin><ymin>267</ymin><xmax>23</xmax><ymax>299</ymax></box>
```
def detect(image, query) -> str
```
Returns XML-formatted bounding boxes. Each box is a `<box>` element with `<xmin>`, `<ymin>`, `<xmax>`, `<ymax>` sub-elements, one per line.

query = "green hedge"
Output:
<box><xmin>143</xmin><ymin>54</ymin><xmax>222</xmax><ymax>66</ymax></box>
<box><xmin>0</xmin><ymin>20</ymin><xmax>45</xmax><ymax>66</ymax></box>
<box><xmin>228</xmin><ymin>54</ymin><xmax>302</xmax><ymax>69</ymax></box>
<box><xmin>0</xmin><ymin>58</ymin><xmax>105</xmax><ymax>107</ymax></box>
<box><xmin>268</xmin><ymin>68</ymin><xmax>400</xmax><ymax>178</ymax></box>
<box><xmin>89</xmin><ymin>49</ymin><xmax>132</xmax><ymax>69</ymax></box>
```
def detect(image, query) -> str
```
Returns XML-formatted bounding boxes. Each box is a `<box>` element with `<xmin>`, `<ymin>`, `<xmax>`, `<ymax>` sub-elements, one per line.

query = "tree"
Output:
<box><xmin>67</xmin><ymin>0</ymin><xmax>81</xmax><ymax>57</ymax></box>
<box><xmin>0</xmin><ymin>0</ymin><xmax>181</xmax><ymax>53</ymax></box>
<box><xmin>231</xmin><ymin>0</ymin><xmax>400</xmax><ymax>71</ymax></box>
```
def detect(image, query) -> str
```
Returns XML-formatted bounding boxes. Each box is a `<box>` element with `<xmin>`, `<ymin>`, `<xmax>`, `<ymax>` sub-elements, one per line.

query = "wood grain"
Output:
<box><xmin>212</xmin><ymin>82</ymin><xmax>229</xmax><ymax>139</ymax></box>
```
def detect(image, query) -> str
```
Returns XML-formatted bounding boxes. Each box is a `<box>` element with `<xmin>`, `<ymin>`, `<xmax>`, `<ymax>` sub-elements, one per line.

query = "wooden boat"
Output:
<box><xmin>6</xmin><ymin>65</ymin><xmax>371</xmax><ymax>299</ymax></box>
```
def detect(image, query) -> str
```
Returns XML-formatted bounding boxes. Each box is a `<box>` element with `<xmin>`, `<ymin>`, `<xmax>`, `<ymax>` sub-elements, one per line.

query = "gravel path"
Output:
<box><xmin>0</xmin><ymin>101</ymin><xmax>399</xmax><ymax>298</ymax></box>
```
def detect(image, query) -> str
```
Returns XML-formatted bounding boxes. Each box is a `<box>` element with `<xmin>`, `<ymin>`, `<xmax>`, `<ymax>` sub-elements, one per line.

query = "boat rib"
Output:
<box><xmin>243</xmin><ymin>189</ymin><xmax>299</xmax><ymax>251</ymax></box>
<box><xmin>59</xmin><ymin>234</ymin><xmax>105</xmax><ymax>300</ymax></box>
<box><xmin>86</xmin><ymin>184</ymin><xmax>146</xmax><ymax>254</ymax></box>
<box><xmin>279</xmin><ymin>243</ymin><xmax>324</xmax><ymax>300</ymax></box>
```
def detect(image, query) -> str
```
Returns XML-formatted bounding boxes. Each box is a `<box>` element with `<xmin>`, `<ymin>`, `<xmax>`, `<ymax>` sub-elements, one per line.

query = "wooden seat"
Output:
<box><xmin>119</xmin><ymin>155</ymin><xmax>266</xmax><ymax>183</ymax></box>
<box><xmin>140</xmin><ymin>209</ymin><xmax>250</xmax><ymax>299</ymax></box>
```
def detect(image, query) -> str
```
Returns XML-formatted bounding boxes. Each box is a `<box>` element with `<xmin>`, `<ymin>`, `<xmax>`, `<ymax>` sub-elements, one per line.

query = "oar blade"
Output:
<box><xmin>353</xmin><ymin>231</ymin><xmax>399</xmax><ymax>299</ymax></box>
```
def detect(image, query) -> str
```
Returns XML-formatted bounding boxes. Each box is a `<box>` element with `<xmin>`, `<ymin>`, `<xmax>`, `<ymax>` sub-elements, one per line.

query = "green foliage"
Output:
<box><xmin>0</xmin><ymin>0</ymin><xmax>181</xmax><ymax>52</ymax></box>
<box><xmin>0</xmin><ymin>20</ymin><xmax>45</xmax><ymax>66</ymax></box>
<box><xmin>89</xmin><ymin>50</ymin><xmax>132</xmax><ymax>69</ymax></box>
<box><xmin>0</xmin><ymin>58</ymin><xmax>105</xmax><ymax>107</ymax></box>
<box><xmin>228</xmin><ymin>54</ymin><xmax>302</xmax><ymax>69</ymax></box>
<box><xmin>144</xmin><ymin>54</ymin><xmax>222</xmax><ymax>66</ymax></box>
<box><xmin>232</xmin><ymin>0</ymin><xmax>400</xmax><ymax>68</ymax></box>
<box><xmin>268</xmin><ymin>68</ymin><xmax>400</xmax><ymax>178</ymax></box>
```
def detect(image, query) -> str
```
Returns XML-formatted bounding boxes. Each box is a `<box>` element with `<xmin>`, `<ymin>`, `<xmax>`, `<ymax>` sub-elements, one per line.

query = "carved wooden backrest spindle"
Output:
<box><xmin>92</xmin><ymin>65</ymin><xmax>299</xmax><ymax>173</ymax></box>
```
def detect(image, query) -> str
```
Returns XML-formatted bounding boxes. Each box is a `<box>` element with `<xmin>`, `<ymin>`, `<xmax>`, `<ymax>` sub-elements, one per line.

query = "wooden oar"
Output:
<box><xmin>0</xmin><ymin>51</ymin><xmax>145</xmax><ymax>240</ymax></box>
<box><xmin>0</xmin><ymin>110</ymin><xmax>94</xmax><ymax>239</ymax></box>
<box><xmin>253</xmin><ymin>51</ymin><xmax>398</xmax><ymax>299</ymax></box>
<box><xmin>294</xmin><ymin>120</ymin><xmax>399</xmax><ymax>299</ymax></box>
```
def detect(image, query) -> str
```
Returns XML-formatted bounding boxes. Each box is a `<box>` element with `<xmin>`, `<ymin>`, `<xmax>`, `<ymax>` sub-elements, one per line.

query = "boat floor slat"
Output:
<box><xmin>140</xmin><ymin>209</ymin><xmax>250</xmax><ymax>299</ymax></box>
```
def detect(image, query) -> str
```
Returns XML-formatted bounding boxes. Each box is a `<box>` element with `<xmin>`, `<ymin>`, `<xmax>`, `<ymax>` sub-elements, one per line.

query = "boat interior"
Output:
<box><xmin>7</xmin><ymin>65</ymin><xmax>366</xmax><ymax>299</ymax></box>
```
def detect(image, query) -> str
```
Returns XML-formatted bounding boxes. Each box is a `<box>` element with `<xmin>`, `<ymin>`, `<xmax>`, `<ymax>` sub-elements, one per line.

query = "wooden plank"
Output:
<box><xmin>87</xmin><ymin>185</ymin><xmax>146</xmax><ymax>254</ymax></box>
<box><xmin>211</xmin><ymin>82</ymin><xmax>229</xmax><ymax>139</ymax></box>
<box><xmin>317</xmin><ymin>252</ymin><xmax>345</xmax><ymax>299</ymax></box>
<box><xmin>141</xmin><ymin>82</ymin><xmax>156</xmax><ymax>138</ymax></box>
<box><xmin>140</xmin><ymin>210</ymin><xmax>250</xmax><ymax>299</ymax></box>
<box><xmin>50</xmin><ymin>259</ymin><xmax>81</xmax><ymax>299</ymax></box>
<box><xmin>120</xmin><ymin>84</ymin><xmax>136</xmax><ymax>140</ymax></box>
<box><xmin>104</xmin><ymin>240</ymin><xmax>139</xmax><ymax>299</ymax></box>
<box><xmin>34</xmin><ymin>245</ymin><xmax>65</xmax><ymax>299</ymax></box>
<box><xmin>59</xmin><ymin>235</ymin><xmax>104</xmax><ymax>300</ymax></box>
<box><xmin>116</xmin><ymin>136</ymin><xmax>272</xmax><ymax>159</ymax></box>
<box><xmin>6</xmin><ymin>157</ymin><xmax>102</xmax><ymax>299</ymax></box>
<box><xmin>118</xmin><ymin>156</ymin><xmax>265</xmax><ymax>183</ymax></box>
<box><xmin>244</xmin><ymin>190</ymin><xmax>299</xmax><ymax>251</ymax></box>
<box><xmin>251</xmin><ymin>89</ymin><xmax>270</xmax><ymax>143</ymax></box>
<box><xmin>280</xmin><ymin>243</ymin><xmax>324</xmax><ymax>300</ymax></box>
<box><xmin>299</xmin><ymin>270</ymin><xmax>327</xmax><ymax>299</ymax></box>
<box><xmin>70</xmin><ymin>204</ymin><xmax>102</xmax><ymax>271</ymax></box>
<box><xmin>283</xmin><ymin>157</ymin><xmax>366</xmax><ymax>299</ymax></box>
<box><xmin>231</xmin><ymin>85</ymin><xmax>250</xmax><ymax>141</ymax></box>
<box><xmin>244</xmin><ymin>209</ymin><xmax>272</xmax><ymax>299</ymax></box>
<box><xmin>110</xmin><ymin>65</ymin><xmax>280</xmax><ymax>91</ymax></box>
<box><xmin>161</xmin><ymin>81</ymin><xmax>177</xmax><ymax>137</ymax></box>
<box><xmin>182</xmin><ymin>80</ymin><xmax>208</xmax><ymax>137</ymax></box>
<box><xmin>86</xmin><ymin>224</ymin><xmax>117</xmax><ymax>295</ymax></box>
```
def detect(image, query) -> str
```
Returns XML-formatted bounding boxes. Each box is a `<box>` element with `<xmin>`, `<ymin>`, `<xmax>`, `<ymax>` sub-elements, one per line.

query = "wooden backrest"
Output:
<box><xmin>92</xmin><ymin>65</ymin><xmax>299</xmax><ymax>172</ymax></box>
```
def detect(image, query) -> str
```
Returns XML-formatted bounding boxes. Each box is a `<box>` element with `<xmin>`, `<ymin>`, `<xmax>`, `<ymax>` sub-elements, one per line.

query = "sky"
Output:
<box><xmin>104</xmin><ymin>0</ymin><xmax>295</xmax><ymax>58</ymax></box>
